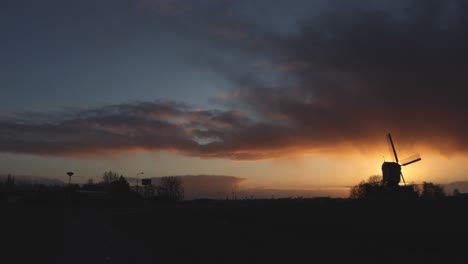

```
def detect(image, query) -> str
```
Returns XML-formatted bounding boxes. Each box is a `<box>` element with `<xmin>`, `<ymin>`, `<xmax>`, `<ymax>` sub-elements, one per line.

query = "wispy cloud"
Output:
<box><xmin>0</xmin><ymin>101</ymin><xmax>298</xmax><ymax>159</ymax></box>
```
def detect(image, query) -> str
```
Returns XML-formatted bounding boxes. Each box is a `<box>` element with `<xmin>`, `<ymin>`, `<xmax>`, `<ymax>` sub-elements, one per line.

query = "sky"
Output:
<box><xmin>2</xmin><ymin>0</ymin><xmax>468</xmax><ymax>197</ymax></box>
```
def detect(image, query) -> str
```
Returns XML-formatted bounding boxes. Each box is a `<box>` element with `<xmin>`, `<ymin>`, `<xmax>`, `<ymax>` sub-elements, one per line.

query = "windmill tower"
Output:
<box><xmin>382</xmin><ymin>133</ymin><xmax>421</xmax><ymax>187</ymax></box>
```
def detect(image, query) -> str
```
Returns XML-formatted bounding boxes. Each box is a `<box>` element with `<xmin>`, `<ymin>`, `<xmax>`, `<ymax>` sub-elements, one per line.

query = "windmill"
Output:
<box><xmin>382</xmin><ymin>133</ymin><xmax>421</xmax><ymax>186</ymax></box>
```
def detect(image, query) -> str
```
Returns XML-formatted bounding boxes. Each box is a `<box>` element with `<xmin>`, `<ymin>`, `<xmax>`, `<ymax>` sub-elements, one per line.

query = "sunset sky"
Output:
<box><xmin>2</xmin><ymin>0</ymin><xmax>468</xmax><ymax>197</ymax></box>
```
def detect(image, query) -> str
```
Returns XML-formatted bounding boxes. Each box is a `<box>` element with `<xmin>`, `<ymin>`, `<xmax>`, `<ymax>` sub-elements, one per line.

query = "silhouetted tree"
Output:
<box><xmin>349</xmin><ymin>175</ymin><xmax>384</xmax><ymax>199</ymax></box>
<box><xmin>2</xmin><ymin>174</ymin><xmax>18</xmax><ymax>200</ymax></box>
<box><xmin>349</xmin><ymin>175</ymin><xmax>418</xmax><ymax>200</ymax></box>
<box><xmin>142</xmin><ymin>184</ymin><xmax>155</xmax><ymax>198</ymax></box>
<box><xmin>158</xmin><ymin>176</ymin><xmax>184</xmax><ymax>201</ymax></box>
<box><xmin>109</xmin><ymin>176</ymin><xmax>130</xmax><ymax>193</ymax></box>
<box><xmin>420</xmin><ymin>182</ymin><xmax>445</xmax><ymax>199</ymax></box>
<box><xmin>367</xmin><ymin>175</ymin><xmax>382</xmax><ymax>186</ymax></box>
<box><xmin>102</xmin><ymin>171</ymin><xmax>119</xmax><ymax>184</ymax></box>
<box><xmin>5</xmin><ymin>174</ymin><xmax>15</xmax><ymax>191</ymax></box>
<box><xmin>349</xmin><ymin>180</ymin><xmax>367</xmax><ymax>199</ymax></box>
<box><xmin>87</xmin><ymin>178</ymin><xmax>94</xmax><ymax>185</ymax></box>
<box><xmin>453</xmin><ymin>188</ymin><xmax>461</xmax><ymax>196</ymax></box>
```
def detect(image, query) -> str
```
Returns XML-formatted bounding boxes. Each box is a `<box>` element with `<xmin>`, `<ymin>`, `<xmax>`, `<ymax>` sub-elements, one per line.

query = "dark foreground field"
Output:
<box><xmin>3</xmin><ymin>197</ymin><xmax>468</xmax><ymax>264</ymax></box>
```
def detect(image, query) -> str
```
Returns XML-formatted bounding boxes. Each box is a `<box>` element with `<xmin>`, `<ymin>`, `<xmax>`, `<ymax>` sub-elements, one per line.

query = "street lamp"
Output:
<box><xmin>136</xmin><ymin>172</ymin><xmax>144</xmax><ymax>187</ymax></box>
<box><xmin>67</xmin><ymin>171</ymin><xmax>74</xmax><ymax>186</ymax></box>
<box><xmin>66</xmin><ymin>171</ymin><xmax>74</xmax><ymax>205</ymax></box>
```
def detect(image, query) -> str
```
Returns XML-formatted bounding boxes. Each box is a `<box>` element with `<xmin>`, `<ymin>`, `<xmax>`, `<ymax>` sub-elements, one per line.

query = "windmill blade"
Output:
<box><xmin>400</xmin><ymin>172</ymin><xmax>406</xmax><ymax>186</ymax></box>
<box><xmin>401</xmin><ymin>153</ymin><xmax>421</xmax><ymax>166</ymax></box>
<box><xmin>387</xmin><ymin>133</ymin><xmax>399</xmax><ymax>163</ymax></box>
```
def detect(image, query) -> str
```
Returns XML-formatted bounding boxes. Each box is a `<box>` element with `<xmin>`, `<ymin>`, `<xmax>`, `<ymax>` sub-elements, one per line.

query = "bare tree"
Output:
<box><xmin>5</xmin><ymin>174</ymin><xmax>15</xmax><ymax>190</ymax></box>
<box><xmin>3</xmin><ymin>174</ymin><xmax>16</xmax><ymax>197</ymax></box>
<box><xmin>349</xmin><ymin>175</ymin><xmax>383</xmax><ymax>199</ymax></box>
<box><xmin>421</xmin><ymin>182</ymin><xmax>446</xmax><ymax>199</ymax></box>
<box><xmin>86</xmin><ymin>178</ymin><xmax>94</xmax><ymax>185</ymax></box>
<box><xmin>350</xmin><ymin>175</ymin><xmax>419</xmax><ymax>200</ymax></box>
<box><xmin>367</xmin><ymin>175</ymin><xmax>382</xmax><ymax>186</ymax></box>
<box><xmin>349</xmin><ymin>180</ymin><xmax>366</xmax><ymax>199</ymax></box>
<box><xmin>158</xmin><ymin>176</ymin><xmax>184</xmax><ymax>201</ymax></box>
<box><xmin>109</xmin><ymin>176</ymin><xmax>130</xmax><ymax>193</ymax></box>
<box><xmin>102</xmin><ymin>170</ymin><xmax>119</xmax><ymax>184</ymax></box>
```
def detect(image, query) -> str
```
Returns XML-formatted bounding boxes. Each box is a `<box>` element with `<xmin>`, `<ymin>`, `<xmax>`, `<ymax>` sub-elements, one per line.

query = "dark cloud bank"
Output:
<box><xmin>2</xmin><ymin>0</ymin><xmax>468</xmax><ymax>159</ymax></box>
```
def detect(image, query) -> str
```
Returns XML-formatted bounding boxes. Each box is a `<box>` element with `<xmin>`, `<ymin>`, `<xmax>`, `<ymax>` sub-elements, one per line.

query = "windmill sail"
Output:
<box><xmin>387</xmin><ymin>133</ymin><xmax>399</xmax><ymax>163</ymax></box>
<box><xmin>401</xmin><ymin>153</ymin><xmax>421</xmax><ymax>166</ymax></box>
<box><xmin>400</xmin><ymin>171</ymin><xmax>406</xmax><ymax>185</ymax></box>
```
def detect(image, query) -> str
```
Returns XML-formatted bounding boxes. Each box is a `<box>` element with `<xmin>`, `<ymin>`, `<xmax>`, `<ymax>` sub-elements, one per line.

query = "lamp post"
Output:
<box><xmin>66</xmin><ymin>171</ymin><xmax>74</xmax><ymax>206</ymax></box>
<box><xmin>67</xmin><ymin>171</ymin><xmax>74</xmax><ymax>186</ymax></box>
<box><xmin>136</xmin><ymin>172</ymin><xmax>144</xmax><ymax>191</ymax></box>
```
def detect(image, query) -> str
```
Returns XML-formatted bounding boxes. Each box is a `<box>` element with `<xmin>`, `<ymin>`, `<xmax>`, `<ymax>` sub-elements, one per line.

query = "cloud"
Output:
<box><xmin>150</xmin><ymin>175</ymin><xmax>246</xmax><ymax>200</ymax></box>
<box><xmin>0</xmin><ymin>101</ymin><xmax>300</xmax><ymax>159</ymax></box>
<box><xmin>209</xmin><ymin>0</ymin><xmax>468</xmax><ymax>156</ymax></box>
<box><xmin>3</xmin><ymin>1</ymin><xmax>468</xmax><ymax>159</ymax></box>
<box><xmin>146</xmin><ymin>175</ymin><xmax>349</xmax><ymax>199</ymax></box>
<box><xmin>138</xmin><ymin>0</ymin><xmax>192</xmax><ymax>16</ymax></box>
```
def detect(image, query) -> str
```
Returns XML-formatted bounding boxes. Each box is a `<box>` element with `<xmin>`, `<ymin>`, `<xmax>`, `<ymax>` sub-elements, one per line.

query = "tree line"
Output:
<box><xmin>0</xmin><ymin>171</ymin><xmax>184</xmax><ymax>204</ymax></box>
<box><xmin>349</xmin><ymin>175</ymin><xmax>448</xmax><ymax>200</ymax></box>
<box><xmin>83</xmin><ymin>170</ymin><xmax>184</xmax><ymax>201</ymax></box>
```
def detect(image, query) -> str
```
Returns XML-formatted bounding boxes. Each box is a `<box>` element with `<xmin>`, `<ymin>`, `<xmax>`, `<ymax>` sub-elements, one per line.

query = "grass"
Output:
<box><xmin>2</xmin><ymin>196</ymin><xmax>468</xmax><ymax>263</ymax></box>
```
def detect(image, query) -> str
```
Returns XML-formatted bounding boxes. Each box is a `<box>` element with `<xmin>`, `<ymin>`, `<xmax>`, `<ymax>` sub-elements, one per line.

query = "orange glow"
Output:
<box><xmin>3</xmin><ymin>147</ymin><xmax>468</xmax><ymax>198</ymax></box>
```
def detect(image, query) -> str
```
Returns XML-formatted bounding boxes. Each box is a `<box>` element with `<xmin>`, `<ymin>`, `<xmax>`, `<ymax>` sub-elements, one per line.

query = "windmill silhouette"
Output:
<box><xmin>382</xmin><ymin>133</ymin><xmax>421</xmax><ymax>186</ymax></box>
